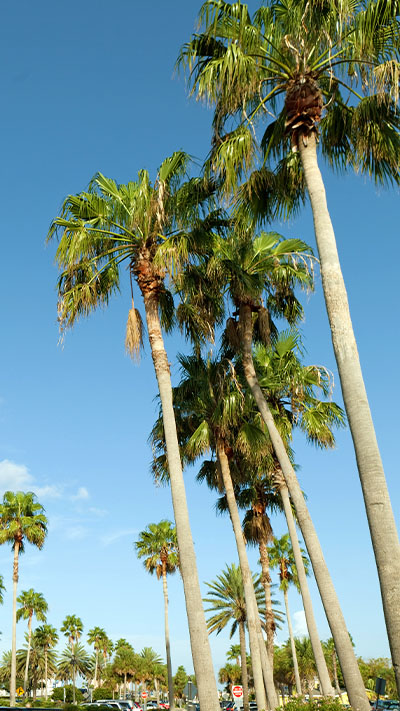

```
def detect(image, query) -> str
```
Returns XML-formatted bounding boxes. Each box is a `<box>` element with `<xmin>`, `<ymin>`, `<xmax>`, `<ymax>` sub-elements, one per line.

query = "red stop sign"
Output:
<box><xmin>232</xmin><ymin>686</ymin><xmax>243</xmax><ymax>698</ymax></box>
<box><xmin>141</xmin><ymin>692</ymin><xmax>148</xmax><ymax>699</ymax></box>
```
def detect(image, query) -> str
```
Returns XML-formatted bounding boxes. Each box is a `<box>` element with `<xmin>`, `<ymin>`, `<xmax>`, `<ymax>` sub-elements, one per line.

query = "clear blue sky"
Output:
<box><xmin>0</xmin><ymin>0</ymin><xmax>399</xmax><ymax>681</ymax></box>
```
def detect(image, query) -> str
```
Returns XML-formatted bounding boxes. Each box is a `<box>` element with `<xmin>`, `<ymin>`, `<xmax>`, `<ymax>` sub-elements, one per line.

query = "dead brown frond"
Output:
<box><xmin>125</xmin><ymin>300</ymin><xmax>144</xmax><ymax>361</ymax></box>
<box><xmin>225</xmin><ymin>317</ymin><xmax>241</xmax><ymax>350</ymax></box>
<box><xmin>257</xmin><ymin>307</ymin><xmax>271</xmax><ymax>345</ymax></box>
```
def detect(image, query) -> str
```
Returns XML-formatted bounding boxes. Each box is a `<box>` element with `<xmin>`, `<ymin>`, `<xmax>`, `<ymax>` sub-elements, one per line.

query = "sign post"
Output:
<box><xmin>232</xmin><ymin>686</ymin><xmax>243</xmax><ymax>709</ymax></box>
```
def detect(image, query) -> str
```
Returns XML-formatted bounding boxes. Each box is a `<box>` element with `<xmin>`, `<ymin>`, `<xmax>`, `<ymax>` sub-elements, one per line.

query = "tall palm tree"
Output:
<box><xmin>0</xmin><ymin>491</ymin><xmax>47</xmax><ymax>705</ymax></box>
<box><xmin>88</xmin><ymin>626</ymin><xmax>107</xmax><ymax>689</ymax></box>
<box><xmin>204</xmin><ymin>562</ymin><xmax>266</xmax><ymax>711</ymax></box>
<box><xmin>16</xmin><ymin>589</ymin><xmax>48</xmax><ymax>696</ymax></box>
<box><xmin>35</xmin><ymin>624</ymin><xmax>59</xmax><ymax>700</ymax></box>
<box><xmin>135</xmin><ymin>521</ymin><xmax>179</xmax><ymax>711</ymax></box>
<box><xmin>179</xmin><ymin>4</ymin><xmax>400</xmax><ymax>697</ymax></box>
<box><xmin>48</xmin><ymin>155</ymin><xmax>223</xmax><ymax>711</ymax></box>
<box><xmin>269</xmin><ymin>534</ymin><xmax>309</xmax><ymax>695</ymax></box>
<box><xmin>170</xmin><ymin>352</ymin><xmax>276</xmax><ymax>709</ymax></box>
<box><xmin>178</xmin><ymin>219</ymin><xmax>365</xmax><ymax>705</ymax></box>
<box><xmin>58</xmin><ymin>642</ymin><xmax>91</xmax><ymax>704</ymax></box>
<box><xmin>61</xmin><ymin>615</ymin><xmax>83</xmax><ymax>651</ymax></box>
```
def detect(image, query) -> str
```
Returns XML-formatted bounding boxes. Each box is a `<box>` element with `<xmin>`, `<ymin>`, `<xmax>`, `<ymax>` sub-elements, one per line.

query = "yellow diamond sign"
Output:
<box><xmin>16</xmin><ymin>688</ymin><xmax>24</xmax><ymax>696</ymax></box>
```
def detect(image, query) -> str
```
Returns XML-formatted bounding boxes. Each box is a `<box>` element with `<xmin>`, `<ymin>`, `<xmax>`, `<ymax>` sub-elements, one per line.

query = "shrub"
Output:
<box><xmin>92</xmin><ymin>689</ymin><xmax>114</xmax><ymax>702</ymax></box>
<box><xmin>285</xmin><ymin>699</ymin><xmax>344</xmax><ymax>711</ymax></box>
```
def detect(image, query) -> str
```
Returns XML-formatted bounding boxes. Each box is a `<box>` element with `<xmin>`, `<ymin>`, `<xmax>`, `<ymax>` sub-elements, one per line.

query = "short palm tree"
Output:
<box><xmin>113</xmin><ymin>646</ymin><xmax>137</xmax><ymax>700</ymax></box>
<box><xmin>58</xmin><ymin>642</ymin><xmax>91</xmax><ymax>704</ymax></box>
<box><xmin>48</xmin><ymin>154</ymin><xmax>223</xmax><ymax>711</ymax></box>
<box><xmin>16</xmin><ymin>589</ymin><xmax>48</xmax><ymax>695</ymax></box>
<box><xmin>34</xmin><ymin>624</ymin><xmax>59</xmax><ymax>700</ymax></box>
<box><xmin>204</xmin><ymin>562</ymin><xmax>266</xmax><ymax>711</ymax></box>
<box><xmin>61</xmin><ymin>615</ymin><xmax>83</xmax><ymax>651</ymax></box>
<box><xmin>87</xmin><ymin>626</ymin><xmax>106</xmax><ymax>689</ymax></box>
<box><xmin>0</xmin><ymin>491</ymin><xmax>47</xmax><ymax>705</ymax></box>
<box><xmin>135</xmin><ymin>521</ymin><xmax>179</xmax><ymax>711</ymax></box>
<box><xmin>269</xmin><ymin>534</ymin><xmax>309</xmax><ymax>696</ymax></box>
<box><xmin>180</xmin><ymin>4</ymin><xmax>400</xmax><ymax>699</ymax></box>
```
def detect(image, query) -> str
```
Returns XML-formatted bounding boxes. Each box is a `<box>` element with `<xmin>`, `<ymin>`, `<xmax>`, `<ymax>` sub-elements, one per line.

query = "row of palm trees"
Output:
<box><xmin>43</xmin><ymin>1</ymin><xmax>399</xmax><ymax>710</ymax></box>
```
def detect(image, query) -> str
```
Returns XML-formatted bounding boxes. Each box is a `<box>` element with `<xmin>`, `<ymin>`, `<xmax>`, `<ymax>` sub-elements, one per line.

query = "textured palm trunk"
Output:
<box><xmin>94</xmin><ymin>649</ymin><xmax>98</xmax><ymax>689</ymax></box>
<box><xmin>239</xmin><ymin>620</ymin><xmax>250</xmax><ymax>711</ymax></box>
<box><xmin>239</xmin><ymin>303</ymin><xmax>369</xmax><ymax>711</ymax></box>
<box><xmin>216</xmin><ymin>439</ymin><xmax>276</xmax><ymax>710</ymax></box>
<box><xmin>299</xmin><ymin>133</ymin><xmax>400</xmax><ymax>696</ymax></box>
<box><xmin>259</xmin><ymin>540</ymin><xmax>275</xmax><ymax>665</ymax></box>
<box><xmin>162</xmin><ymin>568</ymin><xmax>175</xmax><ymax>711</ymax></box>
<box><xmin>73</xmin><ymin>666</ymin><xmax>76</xmax><ymax>704</ymax></box>
<box><xmin>279</xmin><ymin>482</ymin><xmax>333</xmax><ymax>695</ymax></box>
<box><xmin>332</xmin><ymin>651</ymin><xmax>342</xmax><ymax>698</ymax></box>
<box><xmin>124</xmin><ymin>672</ymin><xmax>127</xmax><ymax>699</ymax></box>
<box><xmin>10</xmin><ymin>542</ymin><xmax>19</xmax><ymax>706</ymax></box>
<box><xmin>44</xmin><ymin>649</ymin><xmax>48</xmax><ymax>701</ymax></box>
<box><xmin>283</xmin><ymin>588</ymin><xmax>301</xmax><ymax>695</ymax></box>
<box><xmin>142</xmin><ymin>288</ymin><xmax>219</xmax><ymax>711</ymax></box>
<box><xmin>24</xmin><ymin>613</ymin><xmax>33</xmax><ymax>696</ymax></box>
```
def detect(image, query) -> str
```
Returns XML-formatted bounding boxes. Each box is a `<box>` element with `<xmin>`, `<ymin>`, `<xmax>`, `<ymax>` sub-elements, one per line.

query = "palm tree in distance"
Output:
<box><xmin>58</xmin><ymin>642</ymin><xmax>91</xmax><ymax>704</ymax></box>
<box><xmin>179</xmin><ymin>3</ymin><xmax>400</xmax><ymax>698</ymax></box>
<box><xmin>269</xmin><ymin>534</ymin><xmax>309</xmax><ymax>695</ymax></box>
<box><xmin>135</xmin><ymin>521</ymin><xmax>179</xmax><ymax>711</ymax></box>
<box><xmin>16</xmin><ymin>589</ymin><xmax>48</xmax><ymax>695</ymax></box>
<box><xmin>35</xmin><ymin>624</ymin><xmax>59</xmax><ymax>700</ymax></box>
<box><xmin>88</xmin><ymin>626</ymin><xmax>106</xmax><ymax>689</ymax></box>
<box><xmin>204</xmin><ymin>563</ymin><xmax>266</xmax><ymax>711</ymax></box>
<box><xmin>61</xmin><ymin>615</ymin><xmax>83</xmax><ymax>651</ymax></box>
<box><xmin>48</xmin><ymin>154</ymin><xmax>224</xmax><ymax>711</ymax></box>
<box><xmin>0</xmin><ymin>491</ymin><xmax>47</xmax><ymax>705</ymax></box>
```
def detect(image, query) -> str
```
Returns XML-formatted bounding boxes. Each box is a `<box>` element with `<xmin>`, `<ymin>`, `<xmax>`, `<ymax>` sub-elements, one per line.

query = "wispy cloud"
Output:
<box><xmin>101</xmin><ymin>529</ymin><xmax>138</xmax><ymax>546</ymax></box>
<box><xmin>88</xmin><ymin>507</ymin><xmax>108</xmax><ymax>517</ymax></box>
<box><xmin>64</xmin><ymin>525</ymin><xmax>88</xmax><ymax>541</ymax></box>
<box><xmin>0</xmin><ymin>460</ymin><xmax>62</xmax><ymax>499</ymax></box>
<box><xmin>71</xmin><ymin>486</ymin><xmax>89</xmax><ymax>501</ymax></box>
<box><xmin>293</xmin><ymin>610</ymin><xmax>308</xmax><ymax>637</ymax></box>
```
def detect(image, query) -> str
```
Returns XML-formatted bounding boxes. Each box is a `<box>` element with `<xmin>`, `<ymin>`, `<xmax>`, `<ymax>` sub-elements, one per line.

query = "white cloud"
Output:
<box><xmin>88</xmin><ymin>507</ymin><xmax>108</xmax><ymax>517</ymax></box>
<box><xmin>64</xmin><ymin>525</ymin><xmax>88</xmax><ymax>541</ymax></box>
<box><xmin>71</xmin><ymin>486</ymin><xmax>89</xmax><ymax>501</ymax></box>
<box><xmin>0</xmin><ymin>459</ymin><xmax>62</xmax><ymax>499</ymax></box>
<box><xmin>100</xmin><ymin>529</ymin><xmax>138</xmax><ymax>546</ymax></box>
<box><xmin>293</xmin><ymin>610</ymin><xmax>308</xmax><ymax>637</ymax></box>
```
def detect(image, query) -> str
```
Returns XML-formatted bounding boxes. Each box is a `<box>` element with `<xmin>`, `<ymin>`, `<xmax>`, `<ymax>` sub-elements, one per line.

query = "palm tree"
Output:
<box><xmin>16</xmin><ymin>589</ymin><xmax>48</xmax><ymax>696</ymax></box>
<box><xmin>0</xmin><ymin>491</ymin><xmax>47</xmax><ymax>705</ymax></box>
<box><xmin>204</xmin><ymin>563</ymin><xmax>266</xmax><ymax>711</ymax></box>
<box><xmin>180</xmin><ymin>4</ymin><xmax>400</xmax><ymax>698</ymax></box>
<box><xmin>58</xmin><ymin>642</ymin><xmax>91</xmax><ymax>704</ymax></box>
<box><xmin>34</xmin><ymin>624</ymin><xmax>59</xmax><ymax>700</ymax></box>
<box><xmin>61</xmin><ymin>615</ymin><xmax>83</xmax><ymax>651</ymax></box>
<box><xmin>323</xmin><ymin>638</ymin><xmax>342</xmax><ymax>699</ymax></box>
<box><xmin>269</xmin><ymin>534</ymin><xmax>309</xmax><ymax>695</ymax></box>
<box><xmin>48</xmin><ymin>155</ymin><xmax>223</xmax><ymax>711</ymax></box>
<box><xmin>178</xmin><ymin>218</ymin><xmax>364</xmax><ymax>704</ymax></box>
<box><xmin>294</xmin><ymin>638</ymin><xmax>318</xmax><ymax>697</ymax></box>
<box><xmin>169</xmin><ymin>351</ymin><xmax>276</xmax><ymax>709</ymax></box>
<box><xmin>135</xmin><ymin>521</ymin><xmax>179</xmax><ymax>711</ymax></box>
<box><xmin>88</xmin><ymin>626</ymin><xmax>107</xmax><ymax>689</ymax></box>
<box><xmin>113</xmin><ymin>647</ymin><xmax>137</xmax><ymax>700</ymax></box>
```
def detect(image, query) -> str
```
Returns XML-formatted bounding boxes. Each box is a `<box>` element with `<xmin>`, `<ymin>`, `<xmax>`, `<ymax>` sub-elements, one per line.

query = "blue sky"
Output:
<box><xmin>0</xmin><ymin>0</ymin><xmax>399</xmax><ymax>681</ymax></box>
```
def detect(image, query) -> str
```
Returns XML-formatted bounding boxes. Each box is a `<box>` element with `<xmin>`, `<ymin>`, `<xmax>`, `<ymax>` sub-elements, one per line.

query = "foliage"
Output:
<box><xmin>92</xmin><ymin>687</ymin><xmax>114</xmax><ymax>701</ymax></box>
<box><xmin>174</xmin><ymin>666</ymin><xmax>188</xmax><ymax>698</ymax></box>
<box><xmin>135</xmin><ymin>521</ymin><xmax>179</xmax><ymax>579</ymax></box>
<box><xmin>51</xmin><ymin>686</ymin><xmax>83</xmax><ymax>703</ymax></box>
<box><xmin>284</xmin><ymin>699</ymin><xmax>344</xmax><ymax>711</ymax></box>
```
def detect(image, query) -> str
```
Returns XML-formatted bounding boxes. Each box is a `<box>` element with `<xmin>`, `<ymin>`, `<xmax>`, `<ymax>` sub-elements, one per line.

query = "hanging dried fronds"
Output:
<box><xmin>225</xmin><ymin>317</ymin><xmax>241</xmax><ymax>351</ymax></box>
<box><xmin>257</xmin><ymin>306</ymin><xmax>271</xmax><ymax>345</ymax></box>
<box><xmin>125</xmin><ymin>300</ymin><xmax>144</xmax><ymax>361</ymax></box>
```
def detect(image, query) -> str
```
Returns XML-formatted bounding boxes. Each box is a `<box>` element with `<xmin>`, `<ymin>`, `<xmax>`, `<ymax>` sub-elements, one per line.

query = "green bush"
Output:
<box><xmin>285</xmin><ymin>699</ymin><xmax>345</xmax><ymax>711</ymax></box>
<box><xmin>92</xmin><ymin>689</ymin><xmax>114</xmax><ymax>702</ymax></box>
<box><xmin>50</xmin><ymin>687</ymin><xmax>83</xmax><ymax>704</ymax></box>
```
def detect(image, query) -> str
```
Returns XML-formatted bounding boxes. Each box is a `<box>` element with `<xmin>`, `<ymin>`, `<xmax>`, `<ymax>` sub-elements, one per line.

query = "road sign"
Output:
<box><xmin>141</xmin><ymin>692</ymin><xmax>148</xmax><ymax>699</ymax></box>
<box><xmin>232</xmin><ymin>686</ymin><xmax>243</xmax><ymax>699</ymax></box>
<box><xmin>16</xmin><ymin>688</ymin><xmax>24</xmax><ymax>696</ymax></box>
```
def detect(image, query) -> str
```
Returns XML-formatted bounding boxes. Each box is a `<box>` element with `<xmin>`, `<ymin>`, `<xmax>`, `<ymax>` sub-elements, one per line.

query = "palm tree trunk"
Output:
<box><xmin>332</xmin><ymin>651</ymin><xmax>342</xmax><ymax>698</ymax></box>
<box><xmin>278</xmin><ymin>482</ymin><xmax>333</xmax><ymax>696</ymax></box>
<box><xmin>239</xmin><ymin>302</ymin><xmax>369</xmax><ymax>711</ymax></box>
<box><xmin>142</xmin><ymin>288</ymin><xmax>219</xmax><ymax>711</ymax></box>
<box><xmin>283</xmin><ymin>588</ymin><xmax>301</xmax><ymax>696</ymax></box>
<box><xmin>44</xmin><ymin>649</ymin><xmax>48</xmax><ymax>701</ymax></box>
<box><xmin>124</xmin><ymin>672</ymin><xmax>127</xmax><ymax>700</ymax></box>
<box><xmin>94</xmin><ymin>649</ymin><xmax>98</xmax><ymax>689</ymax></box>
<box><xmin>162</xmin><ymin>569</ymin><xmax>175</xmax><ymax>711</ymax></box>
<box><xmin>24</xmin><ymin>613</ymin><xmax>33</xmax><ymax>696</ymax></box>
<box><xmin>10</xmin><ymin>541</ymin><xmax>19</xmax><ymax>706</ymax></box>
<box><xmin>238</xmin><ymin>620</ymin><xmax>249</xmax><ymax>711</ymax></box>
<box><xmin>298</xmin><ymin>132</ymin><xmax>400</xmax><ymax>696</ymax></box>
<box><xmin>259</xmin><ymin>540</ymin><xmax>275</xmax><ymax>666</ymax></box>
<box><xmin>73</xmin><ymin>665</ymin><xmax>76</xmax><ymax>705</ymax></box>
<box><xmin>216</xmin><ymin>438</ymin><xmax>276</xmax><ymax>710</ymax></box>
